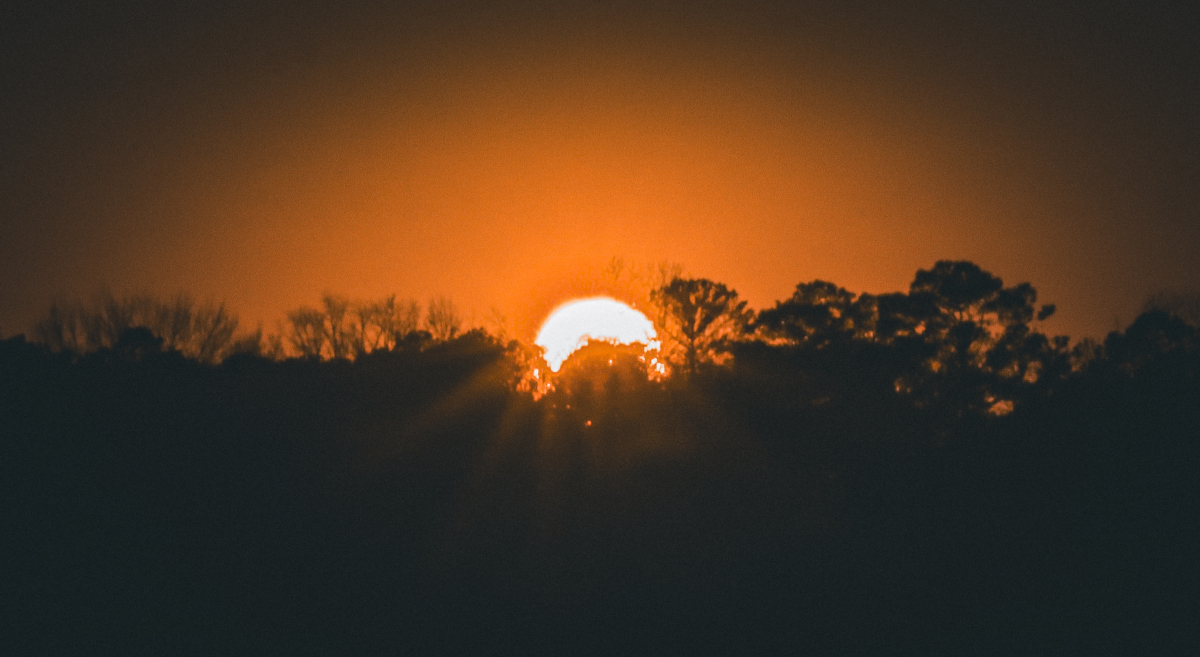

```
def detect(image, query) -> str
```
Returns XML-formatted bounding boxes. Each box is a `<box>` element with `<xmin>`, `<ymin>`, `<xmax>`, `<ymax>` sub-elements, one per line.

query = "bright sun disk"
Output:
<box><xmin>535</xmin><ymin>297</ymin><xmax>658</xmax><ymax>372</ymax></box>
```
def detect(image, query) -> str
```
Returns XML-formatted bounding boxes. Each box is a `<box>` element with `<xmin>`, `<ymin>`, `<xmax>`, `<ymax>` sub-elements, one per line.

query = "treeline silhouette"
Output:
<box><xmin>3</xmin><ymin>261</ymin><xmax>1197</xmax><ymax>654</ymax></box>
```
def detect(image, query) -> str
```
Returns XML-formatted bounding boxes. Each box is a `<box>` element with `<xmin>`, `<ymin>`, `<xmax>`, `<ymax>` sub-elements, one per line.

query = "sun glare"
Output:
<box><xmin>535</xmin><ymin>298</ymin><xmax>658</xmax><ymax>372</ymax></box>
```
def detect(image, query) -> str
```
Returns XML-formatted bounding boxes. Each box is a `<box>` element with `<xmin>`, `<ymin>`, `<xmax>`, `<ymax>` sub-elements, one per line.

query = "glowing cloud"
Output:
<box><xmin>535</xmin><ymin>297</ymin><xmax>658</xmax><ymax>371</ymax></box>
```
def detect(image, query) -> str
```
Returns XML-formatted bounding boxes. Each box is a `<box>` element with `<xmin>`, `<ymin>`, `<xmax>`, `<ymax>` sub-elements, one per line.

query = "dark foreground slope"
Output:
<box><xmin>2</xmin><ymin>329</ymin><xmax>1197</xmax><ymax>655</ymax></box>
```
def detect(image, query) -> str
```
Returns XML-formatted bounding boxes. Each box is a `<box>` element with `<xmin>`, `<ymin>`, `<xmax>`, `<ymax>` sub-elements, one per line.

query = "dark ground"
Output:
<box><xmin>3</xmin><ymin>325</ymin><xmax>1197</xmax><ymax>655</ymax></box>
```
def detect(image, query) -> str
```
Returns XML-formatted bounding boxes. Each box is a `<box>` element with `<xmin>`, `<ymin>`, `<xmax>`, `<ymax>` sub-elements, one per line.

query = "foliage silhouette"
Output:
<box><xmin>1143</xmin><ymin>290</ymin><xmax>1200</xmax><ymax>326</ymax></box>
<box><xmin>547</xmin><ymin>339</ymin><xmax>655</xmax><ymax>413</ymax></box>
<box><xmin>651</xmin><ymin>277</ymin><xmax>751</xmax><ymax>376</ymax></box>
<box><xmin>757</xmin><ymin>279</ymin><xmax>874</xmax><ymax>347</ymax></box>
<box><xmin>6</xmin><ymin>260</ymin><xmax>1198</xmax><ymax>653</ymax></box>
<box><xmin>745</xmin><ymin>261</ymin><xmax>1070</xmax><ymax>421</ymax></box>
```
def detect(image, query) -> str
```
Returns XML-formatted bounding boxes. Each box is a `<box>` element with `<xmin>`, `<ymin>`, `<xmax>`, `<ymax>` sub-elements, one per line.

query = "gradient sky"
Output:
<box><xmin>3</xmin><ymin>1</ymin><xmax>1198</xmax><ymax>342</ymax></box>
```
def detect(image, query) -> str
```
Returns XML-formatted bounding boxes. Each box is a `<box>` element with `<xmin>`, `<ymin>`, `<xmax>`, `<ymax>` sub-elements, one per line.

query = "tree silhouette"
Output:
<box><xmin>652</xmin><ymin>277</ymin><xmax>751</xmax><ymax>376</ymax></box>
<box><xmin>893</xmin><ymin>261</ymin><xmax>1063</xmax><ymax>414</ymax></box>
<box><xmin>286</xmin><ymin>307</ymin><xmax>328</xmax><ymax>359</ymax></box>
<box><xmin>425</xmin><ymin>296</ymin><xmax>463</xmax><ymax>341</ymax></box>
<box><xmin>550</xmin><ymin>339</ymin><xmax>652</xmax><ymax>409</ymax></box>
<box><xmin>743</xmin><ymin>262</ymin><xmax>1071</xmax><ymax>418</ymax></box>
<box><xmin>756</xmin><ymin>280</ymin><xmax>874</xmax><ymax>347</ymax></box>
<box><xmin>10</xmin><ymin>260</ymin><xmax>1200</xmax><ymax>655</ymax></box>
<box><xmin>320</xmin><ymin>294</ymin><xmax>354</xmax><ymax>359</ymax></box>
<box><xmin>286</xmin><ymin>294</ymin><xmax>424</xmax><ymax>359</ymax></box>
<box><xmin>1104</xmin><ymin>309</ymin><xmax>1198</xmax><ymax>375</ymax></box>
<box><xmin>190</xmin><ymin>301</ymin><xmax>240</xmax><ymax>362</ymax></box>
<box><xmin>349</xmin><ymin>295</ymin><xmax>421</xmax><ymax>356</ymax></box>
<box><xmin>1142</xmin><ymin>291</ymin><xmax>1200</xmax><ymax>327</ymax></box>
<box><xmin>34</xmin><ymin>292</ymin><xmax>241</xmax><ymax>363</ymax></box>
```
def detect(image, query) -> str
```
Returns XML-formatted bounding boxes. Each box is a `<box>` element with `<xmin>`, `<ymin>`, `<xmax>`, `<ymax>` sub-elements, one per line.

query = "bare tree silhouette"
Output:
<box><xmin>349</xmin><ymin>295</ymin><xmax>421</xmax><ymax>356</ymax></box>
<box><xmin>285</xmin><ymin>294</ymin><xmax>425</xmax><ymax>359</ymax></box>
<box><xmin>285</xmin><ymin>307</ymin><xmax>328</xmax><ymax>359</ymax></box>
<box><xmin>320</xmin><ymin>294</ymin><xmax>355</xmax><ymax>360</ymax></box>
<box><xmin>426</xmin><ymin>296</ymin><xmax>462</xmax><ymax>341</ymax></box>
<box><xmin>34</xmin><ymin>292</ymin><xmax>241</xmax><ymax>363</ymax></box>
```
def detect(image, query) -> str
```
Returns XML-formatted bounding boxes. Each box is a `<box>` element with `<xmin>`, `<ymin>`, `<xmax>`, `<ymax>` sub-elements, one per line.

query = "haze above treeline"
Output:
<box><xmin>3</xmin><ymin>1</ymin><xmax>1198</xmax><ymax>342</ymax></box>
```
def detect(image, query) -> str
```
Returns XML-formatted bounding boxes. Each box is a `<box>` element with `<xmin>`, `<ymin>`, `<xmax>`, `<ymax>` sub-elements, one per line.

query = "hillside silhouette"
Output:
<box><xmin>3</xmin><ymin>261</ymin><xmax>1197</xmax><ymax>654</ymax></box>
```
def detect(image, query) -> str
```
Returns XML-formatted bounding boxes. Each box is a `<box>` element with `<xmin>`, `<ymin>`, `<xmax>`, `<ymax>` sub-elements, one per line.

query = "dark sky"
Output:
<box><xmin>3</xmin><ymin>1</ymin><xmax>1198</xmax><ymax>341</ymax></box>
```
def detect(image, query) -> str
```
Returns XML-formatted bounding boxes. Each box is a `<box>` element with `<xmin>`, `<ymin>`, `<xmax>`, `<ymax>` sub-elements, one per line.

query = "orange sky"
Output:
<box><xmin>3</xmin><ymin>2</ymin><xmax>1198</xmax><ymax>342</ymax></box>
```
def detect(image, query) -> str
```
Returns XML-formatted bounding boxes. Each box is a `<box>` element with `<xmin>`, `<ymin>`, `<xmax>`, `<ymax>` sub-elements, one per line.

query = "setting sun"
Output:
<box><xmin>535</xmin><ymin>297</ymin><xmax>658</xmax><ymax>371</ymax></box>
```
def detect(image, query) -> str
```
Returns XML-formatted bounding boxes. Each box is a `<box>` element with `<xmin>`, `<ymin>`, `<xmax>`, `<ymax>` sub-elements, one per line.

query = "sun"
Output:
<box><xmin>535</xmin><ymin>297</ymin><xmax>658</xmax><ymax>372</ymax></box>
